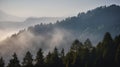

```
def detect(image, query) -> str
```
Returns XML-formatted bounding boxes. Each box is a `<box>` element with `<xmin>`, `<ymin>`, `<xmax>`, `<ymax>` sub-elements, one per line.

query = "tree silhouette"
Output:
<box><xmin>51</xmin><ymin>47</ymin><xmax>63</xmax><ymax>67</ymax></box>
<box><xmin>45</xmin><ymin>51</ymin><xmax>52</xmax><ymax>67</ymax></box>
<box><xmin>70</xmin><ymin>39</ymin><xmax>83</xmax><ymax>52</ymax></box>
<box><xmin>0</xmin><ymin>57</ymin><xmax>4</xmax><ymax>67</ymax></box>
<box><xmin>61</xmin><ymin>48</ymin><xmax>65</xmax><ymax>61</ymax></box>
<box><xmin>22</xmin><ymin>51</ymin><xmax>33</xmax><ymax>67</ymax></box>
<box><xmin>114</xmin><ymin>35</ymin><xmax>120</xmax><ymax>67</ymax></box>
<box><xmin>60</xmin><ymin>48</ymin><xmax>65</xmax><ymax>67</ymax></box>
<box><xmin>84</xmin><ymin>38</ymin><xmax>92</xmax><ymax>49</ymax></box>
<box><xmin>7</xmin><ymin>53</ymin><xmax>21</xmax><ymax>67</ymax></box>
<box><xmin>35</xmin><ymin>48</ymin><xmax>44</xmax><ymax>67</ymax></box>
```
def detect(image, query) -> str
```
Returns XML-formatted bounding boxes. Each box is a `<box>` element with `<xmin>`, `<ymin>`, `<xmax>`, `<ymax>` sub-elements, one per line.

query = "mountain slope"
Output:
<box><xmin>28</xmin><ymin>4</ymin><xmax>120</xmax><ymax>43</ymax></box>
<box><xmin>0</xmin><ymin>4</ymin><xmax>120</xmax><ymax>62</ymax></box>
<box><xmin>0</xmin><ymin>17</ymin><xmax>64</xmax><ymax>41</ymax></box>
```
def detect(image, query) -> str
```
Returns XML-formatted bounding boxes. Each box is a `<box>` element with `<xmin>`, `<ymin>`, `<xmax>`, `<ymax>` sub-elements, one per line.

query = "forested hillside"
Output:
<box><xmin>0</xmin><ymin>4</ymin><xmax>120</xmax><ymax>67</ymax></box>
<box><xmin>27</xmin><ymin>4</ymin><xmax>120</xmax><ymax>44</ymax></box>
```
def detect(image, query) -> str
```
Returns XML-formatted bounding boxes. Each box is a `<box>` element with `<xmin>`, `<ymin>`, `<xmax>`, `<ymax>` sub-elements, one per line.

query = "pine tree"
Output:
<box><xmin>99</xmin><ymin>32</ymin><xmax>114</xmax><ymax>66</ymax></box>
<box><xmin>45</xmin><ymin>51</ymin><xmax>52</xmax><ymax>67</ymax></box>
<box><xmin>7</xmin><ymin>53</ymin><xmax>21</xmax><ymax>67</ymax></box>
<box><xmin>22</xmin><ymin>51</ymin><xmax>33</xmax><ymax>67</ymax></box>
<box><xmin>0</xmin><ymin>57</ymin><xmax>4</xmax><ymax>67</ymax></box>
<box><xmin>115</xmin><ymin>44</ymin><xmax>120</xmax><ymax>67</ymax></box>
<box><xmin>65</xmin><ymin>51</ymin><xmax>74</xmax><ymax>67</ymax></box>
<box><xmin>114</xmin><ymin>35</ymin><xmax>120</xmax><ymax>67</ymax></box>
<box><xmin>84</xmin><ymin>38</ymin><xmax>92</xmax><ymax>49</ymax></box>
<box><xmin>66</xmin><ymin>40</ymin><xmax>82</xmax><ymax>67</ymax></box>
<box><xmin>60</xmin><ymin>48</ymin><xmax>65</xmax><ymax>67</ymax></box>
<box><xmin>35</xmin><ymin>48</ymin><xmax>44</xmax><ymax>67</ymax></box>
<box><xmin>61</xmin><ymin>48</ymin><xmax>65</xmax><ymax>62</ymax></box>
<box><xmin>51</xmin><ymin>47</ymin><xmax>63</xmax><ymax>67</ymax></box>
<box><xmin>70</xmin><ymin>39</ymin><xmax>83</xmax><ymax>52</ymax></box>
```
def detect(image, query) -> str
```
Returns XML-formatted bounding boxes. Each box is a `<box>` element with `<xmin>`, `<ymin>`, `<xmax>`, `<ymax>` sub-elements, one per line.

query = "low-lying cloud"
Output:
<box><xmin>0</xmin><ymin>28</ymin><xmax>75</xmax><ymax>64</ymax></box>
<box><xmin>0</xmin><ymin>25</ymin><xmax>103</xmax><ymax>65</ymax></box>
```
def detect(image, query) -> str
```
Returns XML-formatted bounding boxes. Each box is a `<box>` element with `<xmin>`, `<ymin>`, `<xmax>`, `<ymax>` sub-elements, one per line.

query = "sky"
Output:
<box><xmin>0</xmin><ymin>0</ymin><xmax>120</xmax><ymax>17</ymax></box>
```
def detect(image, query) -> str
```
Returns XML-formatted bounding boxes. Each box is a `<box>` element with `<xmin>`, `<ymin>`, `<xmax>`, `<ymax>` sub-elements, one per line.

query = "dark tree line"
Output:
<box><xmin>0</xmin><ymin>32</ymin><xmax>120</xmax><ymax>67</ymax></box>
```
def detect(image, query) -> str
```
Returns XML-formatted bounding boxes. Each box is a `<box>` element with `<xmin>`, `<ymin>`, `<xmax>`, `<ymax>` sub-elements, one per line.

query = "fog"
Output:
<box><xmin>0</xmin><ymin>17</ymin><xmax>64</xmax><ymax>41</ymax></box>
<box><xmin>0</xmin><ymin>27</ymin><xmax>76</xmax><ymax>64</ymax></box>
<box><xmin>0</xmin><ymin>4</ymin><xmax>119</xmax><ymax>65</ymax></box>
<box><xmin>0</xmin><ymin>11</ymin><xmax>66</xmax><ymax>64</ymax></box>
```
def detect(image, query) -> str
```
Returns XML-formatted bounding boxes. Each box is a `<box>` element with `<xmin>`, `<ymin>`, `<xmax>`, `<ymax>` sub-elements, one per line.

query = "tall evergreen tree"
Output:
<box><xmin>66</xmin><ymin>40</ymin><xmax>83</xmax><ymax>67</ymax></box>
<box><xmin>115</xmin><ymin>44</ymin><xmax>120</xmax><ymax>67</ymax></box>
<box><xmin>7</xmin><ymin>53</ymin><xmax>21</xmax><ymax>67</ymax></box>
<box><xmin>35</xmin><ymin>48</ymin><xmax>44</xmax><ymax>67</ymax></box>
<box><xmin>60</xmin><ymin>48</ymin><xmax>65</xmax><ymax>67</ymax></box>
<box><xmin>65</xmin><ymin>51</ymin><xmax>75</xmax><ymax>67</ymax></box>
<box><xmin>84</xmin><ymin>38</ymin><xmax>92</xmax><ymax>48</ymax></box>
<box><xmin>61</xmin><ymin>48</ymin><xmax>65</xmax><ymax>62</ymax></box>
<box><xmin>99</xmin><ymin>32</ymin><xmax>114</xmax><ymax>67</ymax></box>
<box><xmin>70</xmin><ymin>39</ymin><xmax>83</xmax><ymax>52</ymax></box>
<box><xmin>61</xmin><ymin>48</ymin><xmax>65</xmax><ymax>59</ymax></box>
<box><xmin>0</xmin><ymin>57</ymin><xmax>4</xmax><ymax>67</ymax></box>
<box><xmin>114</xmin><ymin>35</ymin><xmax>120</xmax><ymax>67</ymax></box>
<box><xmin>45</xmin><ymin>51</ymin><xmax>52</xmax><ymax>67</ymax></box>
<box><xmin>22</xmin><ymin>51</ymin><xmax>33</xmax><ymax>67</ymax></box>
<box><xmin>51</xmin><ymin>47</ymin><xmax>63</xmax><ymax>67</ymax></box>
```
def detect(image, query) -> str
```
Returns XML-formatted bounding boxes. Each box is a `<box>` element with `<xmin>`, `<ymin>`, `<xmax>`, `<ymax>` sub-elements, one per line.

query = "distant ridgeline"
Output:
<box><xmin>0</xmin><ymin>4</ymin><xmax>120</xmax><ymax>67</ymax></box>
<box><xmin>27</xmin><ymin>4</ymin><xmax>120</xmax><ymax>44</ymax></box>
<box><xmin>0</xmin><ymin>32</ymin><xmax>120</xmax><ymax>67</ymax></box>
<box><xmin>10</xmin><ymin>4</ymin><xmax>120</xmax><ymax>46</ymax></box>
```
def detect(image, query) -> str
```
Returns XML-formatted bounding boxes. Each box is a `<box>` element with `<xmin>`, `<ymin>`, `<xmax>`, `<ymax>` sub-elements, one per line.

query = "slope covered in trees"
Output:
<box><xmin>0</xmin><ymin>32</ymin><xmax>120</xmax><ymax>67</ymax></box>
<box><xmin>0</xmin><ymin>4</ymin><xmax>120</xmax><ymax>65</ymax></box>
<box><xmin>27</xmin><ymin>4</ymin><xmax>120</xmax><ymax>43</ymax></box>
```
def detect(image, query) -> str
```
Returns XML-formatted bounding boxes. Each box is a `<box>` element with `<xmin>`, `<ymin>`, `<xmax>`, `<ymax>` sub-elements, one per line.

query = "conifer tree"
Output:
<box><xmin>35</xmin><ymin>48</ymin><xmax>44</xmax><ymax>67</ymax></box>
<box><xmin>84</xmin><ymin>38</ymin><xmax>92</xmax><ymax>48</ymax></box>
<box><xmin>7</xmin><ymin>53</ymin><xmax>21</xmax><ymax>67</ymax></box>
<box><xmin>0</xmin><ymin>57</ymin><xmax>4</xmax><ymax>67</ymax></box>
<box><xmin>51</xmin><ymin>47</ymin><xmax>63</xmax><ymax>67</ymax></box>
<box><xmin>45</xmin><ymin>51</ymin><xmax>52</xmax><ymax>67</ymax></box>
<box><xmin>22</xmin><ymin>51</ymin><xmax>33</xmax><ymax>67</ymax></box>
<box><xmin>61</xmin><ymin>48</ymin><xmax>65</xmax><ymax>61</ymax></box>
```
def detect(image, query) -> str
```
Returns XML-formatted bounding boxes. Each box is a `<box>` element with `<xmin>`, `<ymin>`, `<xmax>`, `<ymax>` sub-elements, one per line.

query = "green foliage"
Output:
<box><xmin>35</xmin><ymin>48</ymin><xmax>44</xmax><ymax>67</ymax></box>
<box><xmin>7</xmin><ymin>53</ymin><xmax>21</xmax><ymax>67</ymax></box>
<box><xmin>22</xmin><ymin>51</ymin><xmax>33</xmax><ymax>67</ymax></box>
<box><xmin>1</xmin><ymin>32</ymin><xmax>120</xmax><ymax>67</ymax></box>
<box><xmin>50</xmin><ymin>47</ymin><xmax>64</xmax><ymax>67</ymax></box>
<box><xmin>70</xmin><ymin>39</ymin><xmax>83</xmax><ymax>52</ymax></box>
<box><xmin>84</xmin><ymin>38</ymin><xmax>92</xmax><ymax>48</ymax></box>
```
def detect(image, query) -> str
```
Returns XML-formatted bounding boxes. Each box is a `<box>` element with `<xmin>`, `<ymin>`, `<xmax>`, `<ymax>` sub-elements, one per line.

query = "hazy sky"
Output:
<box><xmin>0</xmin><ymin>0</ymin><xmax>120</xmax><ymax>17</ymax></box>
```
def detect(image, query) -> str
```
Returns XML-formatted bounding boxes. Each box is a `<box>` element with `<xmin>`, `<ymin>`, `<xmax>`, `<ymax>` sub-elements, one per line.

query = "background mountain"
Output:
<box><xmin>0</xmin><ymin>17</ymin><xmax>64</xmax><ymax>30</ymax></box>
<box><xmin>0</xmin><ymin>16</ymin><xmax>64</xmax><ymax>41</ymax></box>
<box><xmin>27</xmin><ymin>4</ymin><xmax>120</xmax><ymax>45</ymax></box>
<box><xmin>0</xmin><ymin>4</ymin><xmax>120</xmax><ymax>63</ymax></box>
<box><xmin>0</xmin><ymin>10</ymin><xmax>25</xmax><ymax>22</ymax></box>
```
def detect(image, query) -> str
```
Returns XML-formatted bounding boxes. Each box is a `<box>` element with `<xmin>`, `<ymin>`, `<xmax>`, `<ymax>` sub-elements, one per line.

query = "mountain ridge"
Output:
<box><xmin>6</xmin><ymin>4</ymin><xmax>120</xmax><ymax>47</ymax></box>
<box><xmin>0</xmin><ymin>4</ymin><xmax>120</xmax><ymax>63</ymax></box>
